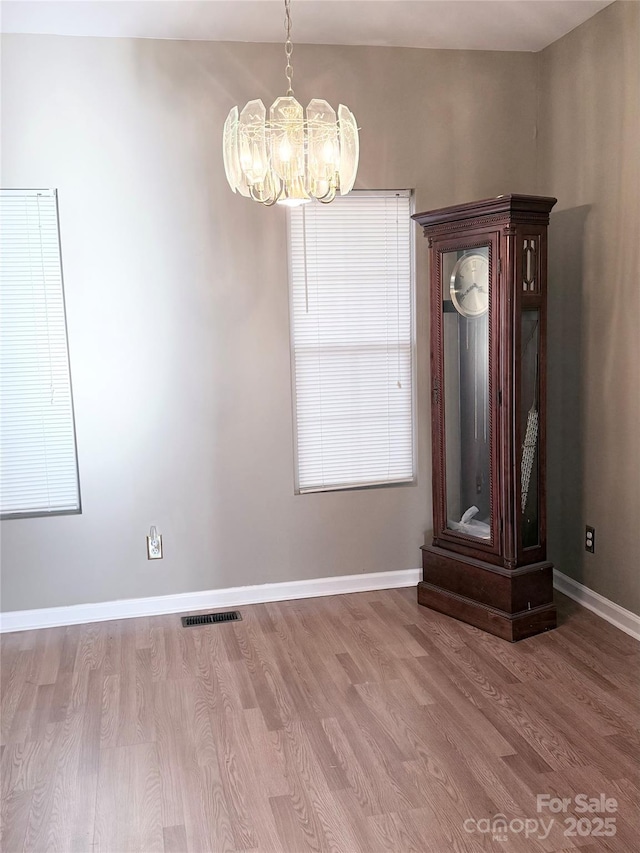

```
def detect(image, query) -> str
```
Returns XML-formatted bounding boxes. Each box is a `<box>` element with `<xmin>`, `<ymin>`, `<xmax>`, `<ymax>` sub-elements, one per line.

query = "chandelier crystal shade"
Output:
<box><xmin>222</xmin><ymin>0</ymin><xmax>359</xmax><ymax>206</ymax></box>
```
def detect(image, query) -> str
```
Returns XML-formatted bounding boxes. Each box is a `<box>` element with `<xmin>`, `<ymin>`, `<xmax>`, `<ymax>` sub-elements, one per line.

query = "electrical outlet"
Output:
<box><xmin>147</xmin><ymin>526</ymin><xmax>163</xmax><ymax>560</ymax></box>
<box><xmin>585</xmin><ymin>525</ymin><xmax>595</xmax><ymax>553</ymax></box>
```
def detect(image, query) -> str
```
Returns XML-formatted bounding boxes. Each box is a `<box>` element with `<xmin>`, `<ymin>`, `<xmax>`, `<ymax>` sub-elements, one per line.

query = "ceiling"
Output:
<box><xmin>1</xmin><ymin>1</ymin><xmax>613</xmax><ymax>52</ymax></box>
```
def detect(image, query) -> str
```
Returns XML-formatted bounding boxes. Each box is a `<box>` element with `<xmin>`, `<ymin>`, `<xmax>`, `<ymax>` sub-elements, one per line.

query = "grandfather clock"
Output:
<box><xmin>413</xmin><ymin>195</ymin><xmax>557</xmax><ymax>641</ymax></box>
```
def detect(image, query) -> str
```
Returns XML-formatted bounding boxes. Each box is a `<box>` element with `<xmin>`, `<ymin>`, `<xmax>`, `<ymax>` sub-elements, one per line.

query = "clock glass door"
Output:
<box><xmin>441</xmin><ymin>246</ymin><xmax>492</xmax><ymax>542</ymax></box>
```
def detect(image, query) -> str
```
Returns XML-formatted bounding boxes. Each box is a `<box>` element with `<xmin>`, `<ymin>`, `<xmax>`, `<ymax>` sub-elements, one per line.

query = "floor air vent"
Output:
<box><xmin>181</xmin><ymin>611</ymin><xmax>242</xmax><ymax>627</ymax></box>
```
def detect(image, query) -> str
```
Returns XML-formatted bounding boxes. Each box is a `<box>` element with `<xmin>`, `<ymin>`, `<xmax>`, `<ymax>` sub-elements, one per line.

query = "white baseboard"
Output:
<box><xmin>3</xmin><ymin>567</ymin><xmax>637</xmax><ymax>641</ymax></box>
<box><xmin>553</xmin><ymin>569</ymin><xmax>640</xmax><ymax>642</ymax></box>
<box><xmin>0</xmin><ymin>568</ymin><xmax>422</xmax><ymax>633</ymax></box>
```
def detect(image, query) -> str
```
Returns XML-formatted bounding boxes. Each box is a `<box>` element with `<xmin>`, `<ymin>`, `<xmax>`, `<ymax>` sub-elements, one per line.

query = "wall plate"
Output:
<box><xmin>585</xmin><ymin>525</ymin><xmax>595</xmax><ymax>553</ymax></box>
<box><xmin>147</xmin><ymin>534</ymin><xmax>163</xmax><ymax>560</ymax></box>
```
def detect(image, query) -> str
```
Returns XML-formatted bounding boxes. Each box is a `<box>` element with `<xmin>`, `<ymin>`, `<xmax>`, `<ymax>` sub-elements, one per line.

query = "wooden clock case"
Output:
<box><xmin>413</xmin><ymin>195</ymin><xmax>558</xmax><ymax>642</ymax></box>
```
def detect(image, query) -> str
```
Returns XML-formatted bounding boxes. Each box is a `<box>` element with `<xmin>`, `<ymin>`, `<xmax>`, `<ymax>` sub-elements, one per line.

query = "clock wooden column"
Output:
<box><xmin>413</xmin><ymin>195</ymin><xmax>557</xmax><ymax>642</ymax></box>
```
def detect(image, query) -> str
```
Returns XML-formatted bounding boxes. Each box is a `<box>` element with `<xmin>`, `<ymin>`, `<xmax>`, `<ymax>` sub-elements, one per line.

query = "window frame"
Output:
<box><xmin>287</xmin><ymin>188</ymin><xmax>417</xmax><ymax>495</ymax></box>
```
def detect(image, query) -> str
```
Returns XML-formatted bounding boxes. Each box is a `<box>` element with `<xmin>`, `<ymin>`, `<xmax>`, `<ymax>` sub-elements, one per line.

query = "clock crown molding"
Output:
<box><xmin>413</xmin><ymin>194</ymin><xmax>558</xmax><ymax>233</ymax></box>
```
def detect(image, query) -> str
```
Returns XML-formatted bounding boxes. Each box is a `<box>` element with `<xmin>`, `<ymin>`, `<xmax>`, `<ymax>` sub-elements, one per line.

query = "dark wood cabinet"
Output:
<box><xmin>413</xmin><ymin>195</ymin><xmax>557</xmax><ymax>641</ymax></box>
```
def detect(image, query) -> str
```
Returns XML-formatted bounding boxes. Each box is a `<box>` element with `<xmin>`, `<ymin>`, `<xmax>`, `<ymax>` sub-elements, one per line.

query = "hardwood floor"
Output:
<box><xmin>1</xmin><ymin>589</ymin><xmax>638</xmax><ymax>852</ymax></box>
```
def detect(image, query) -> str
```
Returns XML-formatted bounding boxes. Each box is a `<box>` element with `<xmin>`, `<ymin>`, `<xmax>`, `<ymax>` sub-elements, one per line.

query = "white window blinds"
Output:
<box><xmin>289</xmin><ymin>190</ymin><xmax>414</xmax><ymax>493</ymax></box>
<box><xmin>0</xmin><ymin>189</ymin><xmax>81</xmax><ymax>516</ymax></box>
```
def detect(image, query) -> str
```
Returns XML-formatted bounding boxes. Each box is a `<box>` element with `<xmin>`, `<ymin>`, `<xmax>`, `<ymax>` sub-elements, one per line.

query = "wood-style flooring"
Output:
<box><xmin>1</xmin><ymin>589</ymin><xmax>639</xmax><ymax>852</ymax></box>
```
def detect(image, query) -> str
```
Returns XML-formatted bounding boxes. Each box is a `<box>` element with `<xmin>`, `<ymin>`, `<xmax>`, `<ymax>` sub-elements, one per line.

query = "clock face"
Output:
<box><xmin>450</xmin><ymin>252</ymin><xmax>489</xmax><ymax>318</ymax></box>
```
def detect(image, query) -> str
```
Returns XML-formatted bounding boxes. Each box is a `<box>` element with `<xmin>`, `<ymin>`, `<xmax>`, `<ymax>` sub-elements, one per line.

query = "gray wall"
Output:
<box><xmin>538</xmin><ymin>1</ymin><xmax>640</xmax><ymax>614</ymax></box>
<box><xmin>0</xmin><ymin>35</ymin><xmax>538</xmax><ymax>611</ymax></box>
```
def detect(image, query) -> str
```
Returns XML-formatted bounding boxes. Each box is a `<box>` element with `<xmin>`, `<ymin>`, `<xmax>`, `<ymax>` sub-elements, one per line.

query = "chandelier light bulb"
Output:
<box><xmin>222</xmin><ymin>0</ymin><xmax>359</xmax><ymax>207</ymax></box>
<box><xmin>323</xmin><ymin>141</ymin><xmax>335</xmax><ymax>164</ymax></box>
<box><xmin>279</xmin><ymin>139</ymin><xmax>292</xmax><ymax>163</ymax></box>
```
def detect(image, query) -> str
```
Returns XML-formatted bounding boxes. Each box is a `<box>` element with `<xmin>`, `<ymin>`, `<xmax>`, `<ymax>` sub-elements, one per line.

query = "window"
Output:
<box><xmin>0</xmin><ymin>189</ymin><xmax>81</xmax><ymax>517</ymax></box>
<box><xmin>289</xmin><ymin>190</ymin><xmax>415</xmax><ymax>493</ymax></box>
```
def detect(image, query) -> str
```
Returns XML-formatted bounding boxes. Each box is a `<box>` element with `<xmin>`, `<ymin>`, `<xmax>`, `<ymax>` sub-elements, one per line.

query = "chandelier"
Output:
<box><xmin>222</xmin><ymin>0</ymin><xmax>359</xmax><ymax>207</ymax></box>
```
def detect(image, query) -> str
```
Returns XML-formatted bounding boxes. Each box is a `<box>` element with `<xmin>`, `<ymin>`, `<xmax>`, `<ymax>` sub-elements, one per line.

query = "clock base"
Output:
<box><xmin>418</xmin><ymin>544</ymin><xmax>557</xmax><ymax>642</ymax></box>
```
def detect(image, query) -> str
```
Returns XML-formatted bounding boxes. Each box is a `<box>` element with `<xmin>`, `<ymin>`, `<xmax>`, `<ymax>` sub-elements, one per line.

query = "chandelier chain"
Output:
<box><xmin>284</xmin><ymin>0</ymin><xmax>294</xmax><ymax>96</ymax></box>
